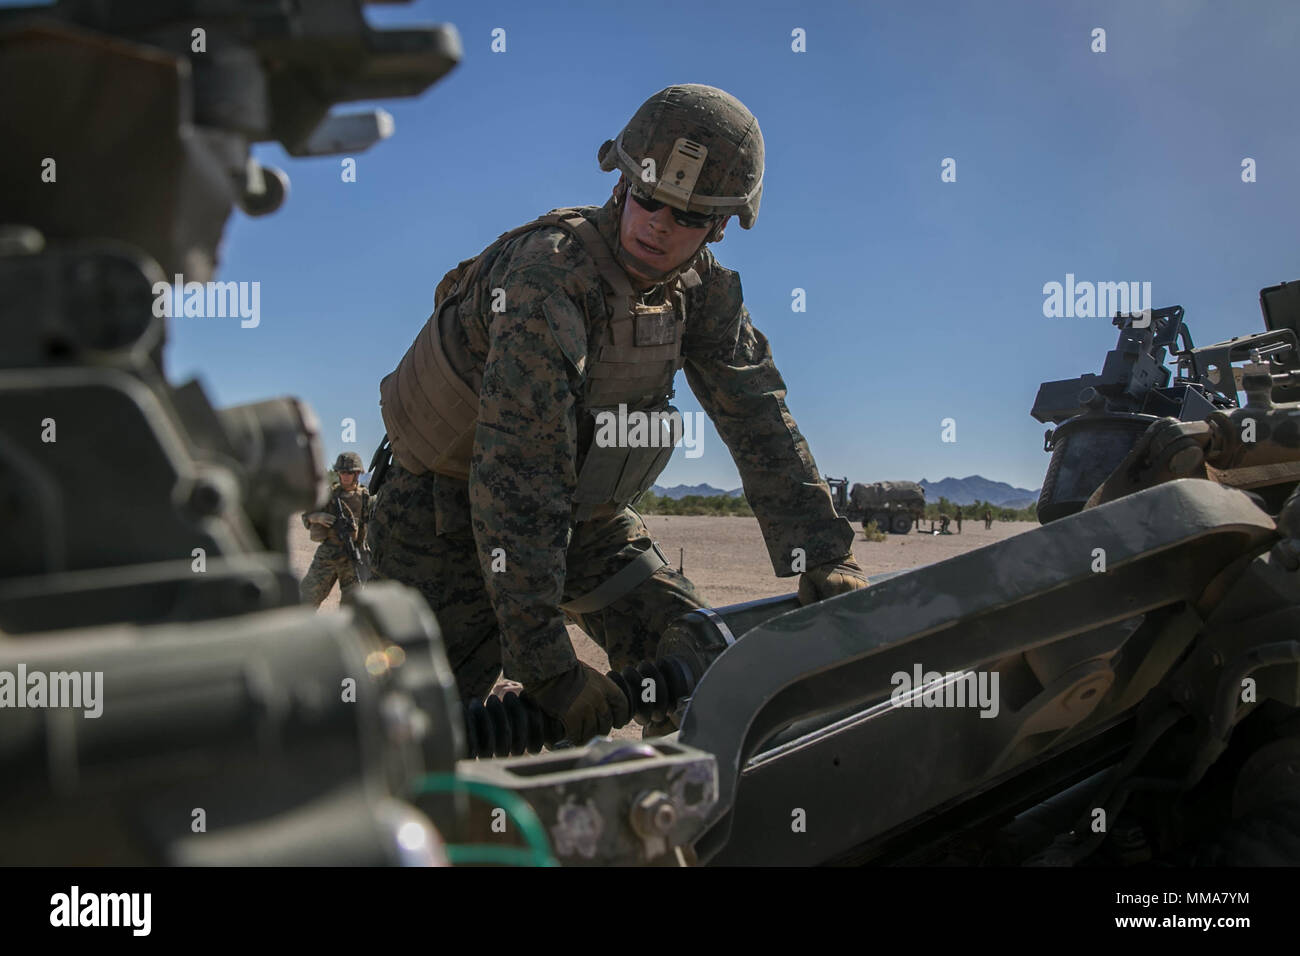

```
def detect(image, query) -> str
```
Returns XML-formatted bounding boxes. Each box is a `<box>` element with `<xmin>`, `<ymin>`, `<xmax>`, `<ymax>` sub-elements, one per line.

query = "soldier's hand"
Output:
<box><xmin>306</xmin><ymin>511</ymin><xmax>337</xmax><ymax>527</ymax></box>
<box><xmin>798</xmin><ymin>553</ymin><xmax>869</xmax><ymax>605</ymax></box>
<box><xmin>524</xmin><ymin>663</ymin><xmax>631</xmax><ymax>745</ymax></box>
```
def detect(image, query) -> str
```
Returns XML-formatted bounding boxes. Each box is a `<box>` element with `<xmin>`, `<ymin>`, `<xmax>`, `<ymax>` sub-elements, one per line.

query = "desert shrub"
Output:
<box><xmin>637</xmin><ymin>492</ymin><xmax>752</xmax><ymax>516</ymax></box>
<box><xmin>861</xmin><ymin>522</ymin><xmax>887</xmax><ymax>542</ymax></box>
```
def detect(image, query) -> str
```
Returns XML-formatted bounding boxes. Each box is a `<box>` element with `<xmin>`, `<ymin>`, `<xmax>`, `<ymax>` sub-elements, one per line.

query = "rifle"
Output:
<box><xmin>333</xmin><ymin>492</ymin><xmax>370</xmax><ymax>585</ymax></box>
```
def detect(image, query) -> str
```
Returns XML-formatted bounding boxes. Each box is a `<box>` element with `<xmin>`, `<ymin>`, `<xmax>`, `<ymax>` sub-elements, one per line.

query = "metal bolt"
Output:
<box><xmin>188</xmin><ymin>479</ymin><xmax>222</xmax><ymax>516</ymax></box>
<box><xmin>631</xmin><ymin>790</ymin><xmax>677</xmax><ymax>837</ymax></box>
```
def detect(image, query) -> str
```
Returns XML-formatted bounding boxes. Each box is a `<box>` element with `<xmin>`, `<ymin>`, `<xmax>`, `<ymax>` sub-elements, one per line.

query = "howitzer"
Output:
<box><xmin>1031</xmin><ymin>290</ymin><xmax>1300</xmax><ymax>522</ymax></box>
<box><xmin>462</xmin><ymin>455</ymin><xmax>1300</xmax><ymax>865</ymax></box>
<box><xmin>0</xmin><ymin>0</ymin><xmax>721</xmax><ymax>868</ymax></box>
<box><xmin>639</xmin><ymin>282</ymin><xmax>1300</xmax><ymax>865</ymax></box>
<box><xmin>0</xmin><ymin>0</ymin><xmax>466</xmax><ymax>865</ymax></box>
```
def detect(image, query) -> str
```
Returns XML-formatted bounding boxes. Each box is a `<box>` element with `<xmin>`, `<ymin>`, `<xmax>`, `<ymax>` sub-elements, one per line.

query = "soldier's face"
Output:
<box><xmin>339</xmin><ymin>471</ymin><xmax>357</xmax><ymax>489</ymax></box>
<box><xmin>617</xmin><ymin>184</ymin><xmax>714</xmax><ymax>281</ymax></box>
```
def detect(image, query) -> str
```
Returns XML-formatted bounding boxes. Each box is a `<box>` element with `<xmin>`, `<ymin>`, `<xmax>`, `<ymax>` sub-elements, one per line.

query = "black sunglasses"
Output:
<box><xmin>627</xmin><ymin>187</ymin><xmax>717</xmax><ymax>229</ymax></box>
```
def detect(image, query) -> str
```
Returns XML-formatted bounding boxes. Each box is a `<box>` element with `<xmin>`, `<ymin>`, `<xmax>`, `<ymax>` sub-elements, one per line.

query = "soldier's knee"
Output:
<box><xmin>642</xmin><ymin>566</ymin><xmax>707</xmax><ymax>615</ymax></box>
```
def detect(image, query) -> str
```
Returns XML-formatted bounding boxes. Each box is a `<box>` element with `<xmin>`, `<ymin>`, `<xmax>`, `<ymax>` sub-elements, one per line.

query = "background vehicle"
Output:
<box><xmin>826</xmin><ymin>476</ymin><xmax>925</xmax><ymax>534</ymax></box>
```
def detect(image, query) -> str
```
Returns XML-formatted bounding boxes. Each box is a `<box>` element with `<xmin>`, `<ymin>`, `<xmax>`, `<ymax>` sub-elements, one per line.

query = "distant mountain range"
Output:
<box><xmin>651</xmin><ymin>483</ymin><xmax>745</xmax><ymax>499</ymax></box>
<box><xmin>918</xmin><ymin>476</ymin><xmax>1040</xmax><ymax>509</ymax></box>
<box><xmin>652</xmin><ymin>477</ymin><xmax>1040</xmax><ymax>509</ymax></box>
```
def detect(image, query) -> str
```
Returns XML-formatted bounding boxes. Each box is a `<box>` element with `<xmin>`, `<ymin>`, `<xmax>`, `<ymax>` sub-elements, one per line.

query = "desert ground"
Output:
<box><xmin>290</xmin><ymin>514</ymin><xmax>1038</xmax><ymax>741</ymax></box>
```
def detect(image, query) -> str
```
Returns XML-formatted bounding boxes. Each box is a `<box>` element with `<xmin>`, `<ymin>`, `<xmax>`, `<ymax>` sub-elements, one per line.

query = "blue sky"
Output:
<box><xmin>161</xmin><ymin>0</ymin><xmax>1300</xmax><ymax>492</ymax></box>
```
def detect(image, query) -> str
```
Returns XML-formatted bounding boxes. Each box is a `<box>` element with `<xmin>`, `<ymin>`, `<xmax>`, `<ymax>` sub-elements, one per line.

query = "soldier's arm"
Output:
<box><xmin>683</xmin><ymin>261</ymin><xmax>854</xmax><ymax>576</ymax></box>
<box><xmin>301</xmin><ymin>489</ymin><xmax>336</xmax><ymax>530</ymax></box>
<box><xmin>468</xmin><ymin>259</ymin><xmax>591</xmax><ymax>686</ymax></box>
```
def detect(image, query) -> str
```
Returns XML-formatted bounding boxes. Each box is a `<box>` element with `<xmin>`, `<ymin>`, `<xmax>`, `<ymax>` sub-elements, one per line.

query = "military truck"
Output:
<box><xmin>825</xmin><ymin>477</ymin><xmax>926</xmax><ymax>534</ymax></box>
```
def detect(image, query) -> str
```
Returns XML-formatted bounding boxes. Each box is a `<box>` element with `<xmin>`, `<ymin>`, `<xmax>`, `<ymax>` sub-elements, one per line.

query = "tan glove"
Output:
<box><xmin>306</xmin><ymin>512</ymin><xmax>337</xmax><ymax>527</ymax></box>
<box><xmin>524</xmin><ymin>663</ymin><xmax>631</xmax><ymax>745</ymax></box>
<box><xmin>798</xmin><ymin>553</ymin><xmax>870</xmax><ymax>605</ymax></box>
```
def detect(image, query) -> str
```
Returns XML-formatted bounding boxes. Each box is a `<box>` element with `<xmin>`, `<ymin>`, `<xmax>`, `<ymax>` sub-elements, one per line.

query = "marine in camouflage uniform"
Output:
<box><xmin>300</xmin><ymin>452</ymin><xmax>372</xmax><ymax>607</ymax></box>
<box><xmin>370</xmin><ymin>85</ymin><xmax>868</xmax><ymax>742</ymax></box>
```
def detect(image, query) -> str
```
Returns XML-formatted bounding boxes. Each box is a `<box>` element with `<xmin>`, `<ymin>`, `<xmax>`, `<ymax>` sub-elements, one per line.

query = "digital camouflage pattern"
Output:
<box><xmin>369</xmin><ymin>194</ymin><xmax>853</xmax><ymax>690</ymax></box>
<box><xmin>300</xmin><ymin>539</ymin><xmax>361</xmax><ymax>607</ymax></box>
<box><xmin>598</xmin><ymin>83</ymin><xmax>764</xmax><ymax>228</ymax></box>
<box><xmin>370</xmin><ymin>463</ymin><xmax>705</xmax><ymax>702</ymax></box>
<box><xmin>334</xmin><ymin>451</ymin><xmax>364</xmax><ymax>473</ymax></box>
<box><xmin>299</xmin><ymin>481</ymin><xmax>370</xmax><ymax>607</ymax></box>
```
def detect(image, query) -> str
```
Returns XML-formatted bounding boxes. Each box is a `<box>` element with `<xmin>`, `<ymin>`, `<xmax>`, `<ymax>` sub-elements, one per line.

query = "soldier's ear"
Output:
<box><xmin>708</xmin><ymin>215</ymin><xmax>731</xmax><ymax>243</ymax></box>
<box><xmin>613</xmin><ymin>176</ymin><xmax>628</xmax><ymax>205</ymax></box>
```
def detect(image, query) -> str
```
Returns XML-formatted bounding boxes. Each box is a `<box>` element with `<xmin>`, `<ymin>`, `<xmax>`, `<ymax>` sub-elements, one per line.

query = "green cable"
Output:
<box><xmin>442</xmin><ymin>846</ymin><xmax>548</xmax><ymax>866</ymax></box>
<box><xmin>412</xmin><ymin>772</ymin><xmax>557</xmax><ymax>867</ymax></box>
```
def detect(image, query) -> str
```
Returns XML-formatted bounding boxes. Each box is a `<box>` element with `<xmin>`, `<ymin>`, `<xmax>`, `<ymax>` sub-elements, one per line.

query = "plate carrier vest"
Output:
<box><xmin>379</xmin><ymin>208</ymin><xmax>700</xmax><ymax>524</ymax></box>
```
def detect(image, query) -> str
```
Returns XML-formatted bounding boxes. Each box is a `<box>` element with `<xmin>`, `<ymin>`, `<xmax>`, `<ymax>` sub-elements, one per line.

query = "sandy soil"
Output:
<box><xmin>289</xmin><ymin>515</ymin><xmax>1037</xmax><ymax>739</ymax></box>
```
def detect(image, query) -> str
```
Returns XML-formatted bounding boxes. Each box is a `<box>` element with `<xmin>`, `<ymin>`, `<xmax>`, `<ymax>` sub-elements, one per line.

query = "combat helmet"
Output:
<box><xmin>598</xmin><ymin>84</ymin><xmax>764</xmax><ymax>230</ymax></box>
<box><xmin>333</xmin><ymin>452</ymin><xmax>364</xmax><ymax>473</ymax></box>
